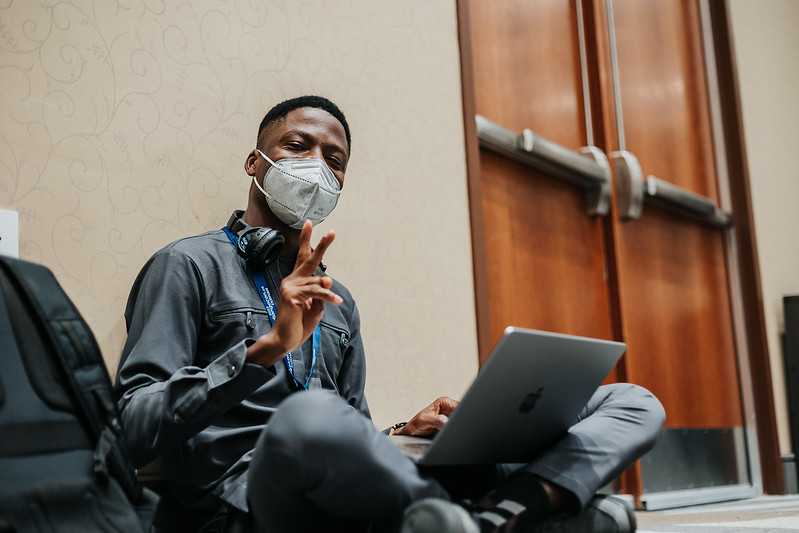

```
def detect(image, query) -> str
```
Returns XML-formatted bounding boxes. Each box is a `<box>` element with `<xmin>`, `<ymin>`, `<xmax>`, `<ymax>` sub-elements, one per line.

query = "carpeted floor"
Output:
<box><xmin>635</xmin><ymin>495</ymin><xmax>799</xmax><ymax>532</ymax></box>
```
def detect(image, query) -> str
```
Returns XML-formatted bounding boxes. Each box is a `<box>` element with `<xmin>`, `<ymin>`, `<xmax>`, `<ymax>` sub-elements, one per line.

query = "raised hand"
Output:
<box><xmin>246</xmin><ymin>220</ymin><xmax>342</xmax><ymax>368</ymax></box>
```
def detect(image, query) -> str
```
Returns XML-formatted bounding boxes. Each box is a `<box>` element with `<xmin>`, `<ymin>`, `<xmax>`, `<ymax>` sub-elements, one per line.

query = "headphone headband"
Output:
<box><xmin>227</xmin><ymin>210</ymin><xmax>250</xmax><ymax>235</ymax></box>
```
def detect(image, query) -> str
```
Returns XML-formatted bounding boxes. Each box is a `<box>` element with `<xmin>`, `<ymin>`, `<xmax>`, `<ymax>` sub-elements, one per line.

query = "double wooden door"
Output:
<box><xmin>459</xmin><ymin>0</ymin><xmax>779</xmax><ymax>506</ymax></box>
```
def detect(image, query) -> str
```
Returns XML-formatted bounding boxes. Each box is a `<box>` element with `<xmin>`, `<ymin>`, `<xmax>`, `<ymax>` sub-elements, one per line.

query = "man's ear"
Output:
<box><xmin>244</xmin><ymin>149</ymin><xmax>259</xmax><ymax>176</ymax></box>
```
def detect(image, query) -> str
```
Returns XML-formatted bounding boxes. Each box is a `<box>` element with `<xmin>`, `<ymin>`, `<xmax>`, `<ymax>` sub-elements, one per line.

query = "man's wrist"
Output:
<box><xmin>246</xmin><ymin>333</ymin><xmax>286</xmax><ymax>368</ymax></box>
<box><xmin>388</xmin><ymin>422</ymin><xmax>407</xmax><ymax>436</ymax></box>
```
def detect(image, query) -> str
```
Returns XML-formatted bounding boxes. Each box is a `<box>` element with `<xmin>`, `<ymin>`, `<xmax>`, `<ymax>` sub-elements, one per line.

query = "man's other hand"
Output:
<box><xmin>246</xmin><ymin>220</ymin><xmax>342</xmax><ymax>368</ymax></box>
<box><xmin>396</xmin><ymin>396</ymin><xmax>459</xmax><ymax>438</ymax></box>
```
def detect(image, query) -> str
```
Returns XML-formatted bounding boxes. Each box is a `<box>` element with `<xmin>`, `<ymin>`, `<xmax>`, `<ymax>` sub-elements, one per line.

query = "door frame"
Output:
<box><xmin>706</xmin><ymin>0</ymin><xmax>782</xmax><ymax>495</ymax></box>
<box><xmin>455</xmin><ymin>0</ymin><xmax>783</xmax><ymax>495</ymax></box>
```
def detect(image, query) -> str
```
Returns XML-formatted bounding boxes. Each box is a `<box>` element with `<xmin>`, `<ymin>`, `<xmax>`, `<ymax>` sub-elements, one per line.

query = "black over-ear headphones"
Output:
<box><xmin>227</xmin><ymin>210</ymin><xmax>284</xmax><ymax>270</ymax></box>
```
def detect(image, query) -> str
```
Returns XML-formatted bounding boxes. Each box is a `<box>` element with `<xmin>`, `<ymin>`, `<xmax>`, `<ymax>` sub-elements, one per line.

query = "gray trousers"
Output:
<box><xmin>247</xmin><ymin>384</ymin><xmax>664</xmax><ymax>532</ymax></box>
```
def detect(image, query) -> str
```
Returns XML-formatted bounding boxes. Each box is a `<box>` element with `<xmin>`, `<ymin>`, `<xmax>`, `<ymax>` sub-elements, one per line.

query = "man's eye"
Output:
<box><xmin>326</xmin><ymin>158</ymin><xmax>342</xmax><ymax>171</ymax></box>
<box><xmin>286</xmin><ymin>142</ymin><xmax>304</xmax><ymax>151</ymax></box>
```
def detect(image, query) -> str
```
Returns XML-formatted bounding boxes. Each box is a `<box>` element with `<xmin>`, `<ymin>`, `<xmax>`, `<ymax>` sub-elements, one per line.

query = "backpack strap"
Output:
<box><xmin>0</xmin><ymin>256</ymin><xmax>142</xmax><ymax>501</ymax></box>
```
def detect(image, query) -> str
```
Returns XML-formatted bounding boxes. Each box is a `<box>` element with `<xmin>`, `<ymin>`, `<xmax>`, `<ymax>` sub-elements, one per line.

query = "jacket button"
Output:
<box><xmin>340</xmin><ymin>334</ymin><xmax>349</xmax><ymax>348</ymax></box>
<box><xmin>227</xmin><ymin>364</ymin><xmax>236</xmax><ymax>377</ymax></box>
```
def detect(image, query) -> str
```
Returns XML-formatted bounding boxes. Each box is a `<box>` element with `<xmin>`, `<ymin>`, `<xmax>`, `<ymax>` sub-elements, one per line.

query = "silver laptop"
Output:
<box><xmin>392</xmin><ymin>327</ymin><xmax>625</xmax><ymax>465</ymax></box>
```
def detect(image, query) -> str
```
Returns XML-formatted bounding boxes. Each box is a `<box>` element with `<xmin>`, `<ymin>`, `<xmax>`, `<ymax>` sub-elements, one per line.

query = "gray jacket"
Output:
<box><xmin>114</xmin><ymin>228</ymin><xmax>370</xmax><ymax>512</ymax></box>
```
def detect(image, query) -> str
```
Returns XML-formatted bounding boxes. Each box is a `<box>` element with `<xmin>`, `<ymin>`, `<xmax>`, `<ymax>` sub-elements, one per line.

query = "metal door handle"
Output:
<box><xmin>611</xmin><ymin>151</ymin><xmax>733</xmax><ymax>228</ymax></box>
<box><xmin>475</xmin><ymin>115</ymin><xmax>611</xmax><ymax>216</ymax></box>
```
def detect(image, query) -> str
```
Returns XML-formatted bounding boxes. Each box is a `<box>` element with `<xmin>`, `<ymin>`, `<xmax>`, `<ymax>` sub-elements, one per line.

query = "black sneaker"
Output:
<box><xmin>526</xmin><ymin>495</ymin><xmax>636</xmax><ymax>533</ymax></box>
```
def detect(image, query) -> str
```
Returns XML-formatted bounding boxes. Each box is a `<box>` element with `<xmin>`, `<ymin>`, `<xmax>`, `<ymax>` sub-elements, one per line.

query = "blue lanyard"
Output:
<box><xmin>222</xmin><ymin>226</ymin><xmax>319</xmax><ymax>390</ymax></box>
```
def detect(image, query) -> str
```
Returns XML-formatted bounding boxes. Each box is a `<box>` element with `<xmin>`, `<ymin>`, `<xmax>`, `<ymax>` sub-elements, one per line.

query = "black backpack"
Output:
<box><xmin>0</xmin><ymin>256</ymin><xmax>158</xmax><ymax>532</ymax></box>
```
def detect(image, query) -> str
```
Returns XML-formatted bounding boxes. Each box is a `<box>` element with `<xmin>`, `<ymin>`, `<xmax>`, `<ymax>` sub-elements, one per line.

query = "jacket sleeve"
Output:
<box><xmin>113</xmin><ymin>246</ymin><xmax>273</xmax><ymax>467</ymax></box>
<box><xmin>335</xmin><ymin>295</ymin><xmax>371</xmax><ymax>420</ymax></box>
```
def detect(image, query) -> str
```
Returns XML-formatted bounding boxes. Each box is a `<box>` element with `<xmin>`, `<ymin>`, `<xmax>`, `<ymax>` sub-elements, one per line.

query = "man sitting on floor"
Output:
<box><xmin>114</xmin><ymin>95</ymin><xmax>665</xmax><ymax>533</ymax></box>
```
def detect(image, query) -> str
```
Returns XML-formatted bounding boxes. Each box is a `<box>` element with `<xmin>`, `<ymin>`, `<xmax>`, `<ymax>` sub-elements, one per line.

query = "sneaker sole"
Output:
<box><xmin>401</xmin><ymin>499</ymin><xmax>480</xmax><ymax>533</ymax></box>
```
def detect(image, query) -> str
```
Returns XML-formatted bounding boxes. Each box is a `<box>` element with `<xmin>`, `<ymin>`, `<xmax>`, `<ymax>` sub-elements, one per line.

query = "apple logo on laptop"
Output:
<box><xmin>519</xmin><ymin>387</ymin><xmax>544</xmax><ymax>413</ymax></box>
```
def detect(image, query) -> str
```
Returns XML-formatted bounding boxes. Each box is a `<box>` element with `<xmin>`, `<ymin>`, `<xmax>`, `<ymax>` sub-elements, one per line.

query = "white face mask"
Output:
<box><xmin>254</xmin><ymin>149</ymin><xmax>341</xmax><ymax>229</ymax></box>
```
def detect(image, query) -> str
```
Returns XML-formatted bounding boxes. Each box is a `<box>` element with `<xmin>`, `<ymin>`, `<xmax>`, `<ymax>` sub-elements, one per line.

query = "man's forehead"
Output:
<box><xmin>275</xmin><ymin>107</ymin><xmax>347</xmax><ymax>145</ymax></box>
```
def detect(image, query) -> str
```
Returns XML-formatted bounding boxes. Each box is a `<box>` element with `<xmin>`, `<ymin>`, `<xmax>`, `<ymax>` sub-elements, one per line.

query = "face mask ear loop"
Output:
<box><xmin>256</xmin><ymin>149</ymin><xmax>277</xmax><ymax>167</ymax></box>
<box><xmin>252</xmin><ymin>175</ymin><xmax>269</xmax><ymax>197</ymax></box>
<box><xmin>254</xmin><ymin>149</ymin><xmax>278</xmax><ymax>196</ymax></box>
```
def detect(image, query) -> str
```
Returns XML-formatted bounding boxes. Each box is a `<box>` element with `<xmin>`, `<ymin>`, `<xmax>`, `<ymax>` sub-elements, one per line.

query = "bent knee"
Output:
<box><xmin>626</xmin><ymin>383</ymin><xmax>665</xmax><ymax>425</ymax></box>
<box><xmin>598</xmin><ymin>383</ymin><xmax>666</xmax><ymax>435</ymax></box>
<box><xmin>264</xmin><ymin>390</ymin><xmax>367</xmax><ymax>454</ymax></box>
<box><xmin>614</xmin><ymin>383</ymin><xmax>666</xmax><ymax>450</ymax></box>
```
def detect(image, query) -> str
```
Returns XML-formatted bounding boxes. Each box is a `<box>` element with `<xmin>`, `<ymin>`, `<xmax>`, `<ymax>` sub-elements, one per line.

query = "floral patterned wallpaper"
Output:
<box><xmin>0</xmin><ymin>0</ymin><xmax>478</xmax><ymax>427</ymax></box>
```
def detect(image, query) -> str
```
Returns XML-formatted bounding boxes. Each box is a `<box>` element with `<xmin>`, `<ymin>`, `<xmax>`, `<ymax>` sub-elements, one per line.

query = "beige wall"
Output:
<box><xmin>3</xmin><ymin>0</ymin><xmax>796</xmax><ymax>454</ymax></box>
<box><xmin>728</xmin><ymin>0</ymin><xmax>799</xmax><ymax>455</ymax></box>
<box><xmin>0</xmin><ymin>0</ymin><xmax>478</xmax><ymax>429</ymax></box>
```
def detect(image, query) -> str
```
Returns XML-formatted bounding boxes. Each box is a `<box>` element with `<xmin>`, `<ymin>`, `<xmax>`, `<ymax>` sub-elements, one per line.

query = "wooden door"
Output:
<box><xmin>466</xmin><ymin>0</ymin><xmax>617</xmax><ymax>352</ymax></box>
<box><xmin>597</xmin><ymin>0</ymin><xmax>748</xmax><ymax>506</ymax></box>
<box><xmin>459</xmin><ymin>0</ymin><xmax>779</xmax><ymax>505</ymax></box>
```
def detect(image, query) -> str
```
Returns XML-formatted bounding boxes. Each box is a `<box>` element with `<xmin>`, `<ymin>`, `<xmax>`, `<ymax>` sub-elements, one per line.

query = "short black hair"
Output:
<box><xmin>257</xmin><ymin>95</ymin><xmax>351</xmax><ymax>153</ymax></box>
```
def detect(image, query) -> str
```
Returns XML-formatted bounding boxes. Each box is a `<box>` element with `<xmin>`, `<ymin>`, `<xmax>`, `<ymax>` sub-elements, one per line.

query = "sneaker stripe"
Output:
<box><xmin>495</xmin><ymin>499</ymin><xmax>526</xmax><ymax>515</ymax></box>
<box><xmin>475</xmin><ymin>511</ymin><xmax>507</xmax><ymax>527</ymax></box>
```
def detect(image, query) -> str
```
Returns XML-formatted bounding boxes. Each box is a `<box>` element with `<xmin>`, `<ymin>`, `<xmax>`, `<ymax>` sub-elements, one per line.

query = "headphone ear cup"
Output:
<box><xmin>244</xmin><ymin>227</ymin><xmax>284</xmax><ymax>269</ymax></box>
